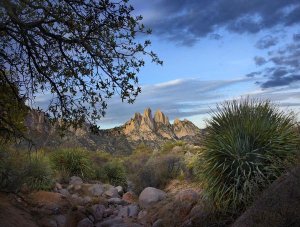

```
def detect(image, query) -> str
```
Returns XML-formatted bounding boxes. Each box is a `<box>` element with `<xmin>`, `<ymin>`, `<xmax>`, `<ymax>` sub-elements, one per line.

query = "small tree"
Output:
<box><xmin>0</xmin><ymin>0</ymin><xmax>162</xmax><ymax>136</ymax></box>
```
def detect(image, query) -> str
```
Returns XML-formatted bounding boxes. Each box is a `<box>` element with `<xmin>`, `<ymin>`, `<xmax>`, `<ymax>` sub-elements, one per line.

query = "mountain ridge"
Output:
<box><xmin>22</xmin><ymin>108</ymin><xmax>203</xmax><ymax>154</ymax></box>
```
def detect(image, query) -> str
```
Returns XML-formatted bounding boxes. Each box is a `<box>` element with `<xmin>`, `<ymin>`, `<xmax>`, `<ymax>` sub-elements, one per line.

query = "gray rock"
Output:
<box><xmin>107</xmin><ymin>198</ymin><xmax>127</xmax><ymax>205</ymax></box>
<box><xmin>113</xmin><ymin>224</ymin><xmax>142</xmax><ymax>227</ymax></box>
<box><xmin>175</xmin><ymin>189</ymin><xmax>199</xmax><ymax>204</ymax></box>
<box><xmin>53</xmin><ymin>215</ymin><xmax>66</xmax><ymax>227</ymax></box>
<box><xmin>77</xmin><ymin>218</ymin><xmax>93</xmax><ymax>227</ymax></box>
<box><xmin>95</xmin><ymin>217</ymin><xmax>123</xmax><ymax>227</ymax></box>
<box><xmin>58</xmin><ymin>189</ymin><xmax>70</xmax><ymax>197</ymax></box>
<box><xmin>70</xmin><ymin>194</ymin><xmax>83</xmax><ymax>205</ymax></box>
<box><xmin>103</xmin><ymin>208</ymin><xmax>114</xmax><ymax>218</ymax></box>
<box><xmin>82</xmin><ymin>196</ymin><xmax>92</xmax><ymax>204</ymax></box>
<box><xmin>139</xmin><ymin>187</ymin><xmax>166</xmax><ymax>209</ymax></box>
<box><xmin>88</xmin><ymin>184</ymin><xmax>104</xmax><ymax>197</ymax></box>
<box><xmin>118</xmin><ymin>206</ymin><xmax>129</xmax><ymax>218</ymax></box>
<box><xmin>152</xmin><ymin>219</ymin><xmax>164</xmax><ymax>227</ymax></box>
<box><xmin>117</xmin><ymin>205</ymin><xmax>139</xmax><ymax>218</ymax></box>
<box><xmin>92</xmin><ymin>204</ymin><xmax>105</xmax><ymax>222</ymax></box>
<box><xmin>137</xmin><ymin>210</ymin><xmax>147</xmax><ymax>220</ymax></box>
<box><xmin>69</xmin><ymin>176</ymin><xmax>83</xmax><ymax>185</ymax></box>
<box><xmin>104</xmin><ymin>187</ymin><xmax>119</xmax><ymax>198</ymax></box>
<box><xmin>55</xmin><ymin>182</ymin><xmax>63</xmax><ymax>190</ymax></box>
<box><xmin>128</xmin><ymin>205</ymin><xmax>139</xmax><ymax>218</ymax></box>
<box><xmin>115</xmin><ymin>186</ymin><xmax>123</xmax><ymax>195</ymax></box>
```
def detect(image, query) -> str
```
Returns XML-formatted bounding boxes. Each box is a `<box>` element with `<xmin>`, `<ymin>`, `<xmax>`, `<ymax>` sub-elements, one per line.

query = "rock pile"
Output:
<box><xmin>12</xmin><ymin>176</ymin><xmax>202</xmax><ymax>227</ymax></box>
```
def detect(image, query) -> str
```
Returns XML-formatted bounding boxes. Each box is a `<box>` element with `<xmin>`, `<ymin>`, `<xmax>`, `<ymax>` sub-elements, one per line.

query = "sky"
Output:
<box><xmin>35</xmin><ymin>0</ymin><xmax>300</xmax><ymax>129</ymax></box>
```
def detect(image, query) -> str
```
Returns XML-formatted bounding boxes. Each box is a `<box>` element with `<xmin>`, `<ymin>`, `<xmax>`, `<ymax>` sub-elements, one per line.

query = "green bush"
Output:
<box><xmin>0</xmin><ymin>147</ymin><xmax>25</xmax><ymax>191</ymax></box>
<box><xmin>199</xmin><ymin>98</ymin><xmax>299</xmax><ymax>211</ymax></box>
<box><xmin>131</xmin><ymin>154</ymin><xmax>183</xmax><ymax>193</ymax></box>
<box><xmin>50</xmin><ymin>148</ymin><xmax>94</xmax><ymax>180</ymax></box>
<box><xmin>102</xmin><ymin>160</ymin><xmax>127</xmax><ymax>188</ymax></box>
<box><xmin>0</xmin><ymin>148</ymin><xmax>53</xmax><ymax>191</ymax></box>
<box><xmin>23</xmin><ymin>154</ymin><xmax>54</xmax><ymax>191</ymax></box>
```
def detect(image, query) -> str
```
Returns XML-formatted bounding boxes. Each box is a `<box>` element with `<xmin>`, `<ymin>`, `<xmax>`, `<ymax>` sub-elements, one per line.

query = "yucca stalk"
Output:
<box><xmin>199</xmin><ymin>98</ymin><xmax>299</xmax><ymax>211</ymax></box>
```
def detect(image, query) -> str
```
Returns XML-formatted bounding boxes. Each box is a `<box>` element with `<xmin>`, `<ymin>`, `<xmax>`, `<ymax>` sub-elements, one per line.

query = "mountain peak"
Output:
<box><xmin>143</xmin><ymin>108</ymin><xmax>152</xmax><ymax>118</ymax></box>
<box><xmin>154</xmin><ymin>109</ymin><xmax>170</xmax><ymax>125</ymax></box>
<box><xmin>123</xmin><ymin>108</ymin><xmax>201</xmax><ymax>141</ymax></box>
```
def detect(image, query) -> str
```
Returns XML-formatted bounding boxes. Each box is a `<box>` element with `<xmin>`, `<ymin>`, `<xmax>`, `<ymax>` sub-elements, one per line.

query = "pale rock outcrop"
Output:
<box><xmin>139</xmin><ymin>187</ymin><xmax>167</xmax><ymax>209</ymax></box>
<box><xmin>123</xmin><ymin>113</ymin><xmax>142</xmax><ymax>135</ymax></box>
<box><xmin>140</xmin><ymin>108</ymin><xmax>156</xmax><ymax>133</ymax></box>
<box><xmin>173</xmin><ymin>118</ymin><xmax>200</xmax><ymax>138</ymax></box>
<box><xmin>69</xmin><ymin>176</ymin><xmax>83</xmax><ymax>185</ymax></box>
<box><xmin>154</xmin><ymin>109</ymin><xmax>170</xmax><ymax>125</ymax></box>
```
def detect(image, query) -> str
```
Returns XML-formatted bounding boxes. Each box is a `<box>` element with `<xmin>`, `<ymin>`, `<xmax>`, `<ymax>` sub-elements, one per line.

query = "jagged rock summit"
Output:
<box><xmin>123</xmin><ymin>108</ymin><xmax>201</xmax><ymax>141</ymax></box>
<box><xmin>22</xmin><ymin>108</ymin><xmax>203</xmax><ymax>154</ymax></box>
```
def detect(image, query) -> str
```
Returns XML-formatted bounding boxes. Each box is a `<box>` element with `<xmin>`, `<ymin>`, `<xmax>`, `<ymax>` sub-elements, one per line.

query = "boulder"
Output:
<box><xmin>115</xmin><ymin>186</ymin><xmax>123</xmax><ymax>195</ymax></box>
<box><xmin>95</xmin><ymin>217</ymin><xmax>123</xmax><ymax>227</ymax></box>
<box><xmin>117</xmin><ymin>205</ymin><xmax>138</xmax><ymax>218</ymax></box>
<box><xmin>69</xmin><ymin>176</ymin><xmax>83</xmax><ymax>185</ymax></box>
<box><xmin>103</xmin><ymin>208</ymin><xmax>114</xmax><ymax>218</ymax></box>
<box><xmin>91</xmin><ymin>204</ymin><xmax>105</xmax><ymax>222</ymax></box>
<box><xmin>55</xmin><ymin>182</ymin><xmax>63</xmax><ymax>190</ymax></box>
<box><xmin>128</xmin><ymin>205</ymin><xmax>139</xmax><ymax>218</ymax></box>
<box><xmin>104</xmin><ymin>187</ymin><xmax>119</xmax><ymax>198</ymax></box>
<box><xmin>175</xmin><ymin>189</ymin><xmax>199</xmax><ymax>204</ymax></box>
<box><xmin>122</xmin><ymin>191</ymin><xmax>137</xmax><ymax>204</ymax></box>
<box><xmin>53</xmin><ymin>215</ymin><xmax>67</xmax><ymax>227</ymax></box>
<box><xmin>118</xmin><ymin>206</ymin><xmax>129</xmax><ymax>218</ymax></box>
<box><xmin>152</xmin><ymin>219</ymin><xmax>164</xmax><ymax>227</ymax></box>
<box><xmin>77</xmin><ymin>218</ymin><xmax>93</xmax><ymax>227</ymax></box>
<box><xmin>139</xmin><ymin>187</ymin><xmax>166</xmax><ymax>209</ymax></box>
<box><xmin>233</xmin><ymin>166</ymin><xmax>300</xmax><ymax>227</ymax></box>
<box><xmin>58</xmin><ymin>189</ymin><xmax>70</xmax><ymax>197</ymax></box>
<box><xmin>107</xmin><ymin>198</ymin><xmax>127</xmax><ymax>205</ymax></box>
<box><xmin>88</xmin><ymin>184</ymin><xmax>104</xmax><ymax>197</ymax></box>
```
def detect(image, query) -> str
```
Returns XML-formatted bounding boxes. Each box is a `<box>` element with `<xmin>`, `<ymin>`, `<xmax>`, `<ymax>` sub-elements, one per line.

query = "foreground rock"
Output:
<box><xmin>233</xmin><ymin>166</ymin><xmax>300</xmax><ymax>227</ymax></box>
<box><xmin>139</xmin><ymin>187</ymin><xmax>167</xmax><ymax>209</ymax></box>
<box><xmin>0</xmin><ymin>193</ymin><xmax>38</xmax><ymax>227</ymax></box>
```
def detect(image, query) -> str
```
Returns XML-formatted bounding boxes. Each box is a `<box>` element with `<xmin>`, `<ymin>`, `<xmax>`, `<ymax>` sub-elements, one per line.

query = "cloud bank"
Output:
<box><xmin>135</xmin><ymin>0</ymin><xmax>300</xmax><ymax>45</ymax></box>
<box><xmin>100</xmin><ymin>77</ymin><xmax>300</xmax><ymax>128</ymax></box>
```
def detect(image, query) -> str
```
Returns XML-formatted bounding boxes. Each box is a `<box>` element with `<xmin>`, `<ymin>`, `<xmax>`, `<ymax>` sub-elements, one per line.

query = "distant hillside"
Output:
<box><xmin>21</xmin><ymin>108</ymin><xmax>203</xmax><ymax>154</ymax></box>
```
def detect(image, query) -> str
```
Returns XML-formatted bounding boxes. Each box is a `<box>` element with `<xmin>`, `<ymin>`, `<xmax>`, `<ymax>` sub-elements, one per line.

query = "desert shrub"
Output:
<box><xmin>161</xmin><ymin>141</ymin><xmax>186</xmax><ymax>154</ymax></box>
<box><xmin>23</xmin><ymin>154</ymin><xmax>54</xmax><ymax>191</ymax></box>
<box><xmin>102</xmin><ymin>160</ymin><xmax>127</xmax><ymax>187</ymax></box>
<box><xmin>0</xmin><ymin>148</ymin><xmax>53</xmax><ymax>191</ymax></box>
<box><xmin>0</xmin><ymin>147</ymin><xmax>26</xmax><ymax>191</ymax></box>
<box><xmin>198</xmin><ymin>98</ymin><xmax>300</xmax><ymax>211</ymax></box>
<box><xmin>131</xmin><ymin>154</ymin><xmax>183</xmax><ymax>193</ymax></box>
<box><xmin>50</xmin><ymin>148</ymin><xmax>94</xmax><ymax>180</ymax></box>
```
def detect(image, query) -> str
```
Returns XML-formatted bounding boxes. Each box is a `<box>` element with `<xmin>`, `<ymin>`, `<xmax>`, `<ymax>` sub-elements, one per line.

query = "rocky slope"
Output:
<box><xmin>21</xmin><ymin>108</ymin><xmax>203</xmax><ymax>154</ymax></box>
<box><xmin>0</xmin><ymin>176</ymin><xmax>203</xmax><ymax>227</ymax></box>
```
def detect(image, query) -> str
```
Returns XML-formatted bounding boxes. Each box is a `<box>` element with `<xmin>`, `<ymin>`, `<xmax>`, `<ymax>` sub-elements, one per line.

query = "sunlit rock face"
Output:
<box><xmin>123</xmin><ymin>108</ymin><xmax>200</xmax><ymax>141</ymax></box>
<box><xmin>22</xmin><ymin>108</ymin><xmax>203</xmax><ymax>154</ymax></box>
<box><xmin>173</xmin><ymin>118</ymin><xmax>200</xmax><ymax>138</ymax></box>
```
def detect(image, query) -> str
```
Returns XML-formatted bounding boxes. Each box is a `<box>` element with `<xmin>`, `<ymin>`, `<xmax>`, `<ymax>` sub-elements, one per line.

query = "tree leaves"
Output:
<box><xmin>0</xmin><ymin>0</ymin><xmax>162</xmax><ymax>131</ymax></box>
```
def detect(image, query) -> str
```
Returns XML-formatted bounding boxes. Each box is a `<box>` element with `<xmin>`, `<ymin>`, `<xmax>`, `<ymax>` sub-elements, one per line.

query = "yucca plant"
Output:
<box><xmin>23</xmin><ymin>154</ymin><xmax>54</xmax><ymax>191</ymax></box>
<box><xmin>199</xmin><ymin>98</ymin><xmax>299</xmax><ymax>211</ymax></box>
<box><xmin>50</xmin><ymin>148</ymin><xmax>94</xmax><ymax>180</ymax></box>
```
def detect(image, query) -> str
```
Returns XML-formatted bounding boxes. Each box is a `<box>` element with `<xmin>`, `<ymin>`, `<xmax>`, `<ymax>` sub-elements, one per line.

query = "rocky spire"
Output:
<box><xmin>140</xmin><ymin>108</ymin><xmax>155</xmax><ymax>131</ymax></box>
<box><xmin>154</xmin><ymin>109</ymin><xmax>170</xmax><ymax>125</ymax></box>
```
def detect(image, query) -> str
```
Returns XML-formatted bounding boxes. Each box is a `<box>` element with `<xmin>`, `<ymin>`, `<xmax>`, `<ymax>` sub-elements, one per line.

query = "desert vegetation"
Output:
<box><xmin>0</xmin><ymin>98</ymin><xmax>299</xmax><ymax>226</ymax></box>
<box><xmin>197</xmin><ymin>98</ymin><xmax>300</xmax><ymax>213</ymax></box>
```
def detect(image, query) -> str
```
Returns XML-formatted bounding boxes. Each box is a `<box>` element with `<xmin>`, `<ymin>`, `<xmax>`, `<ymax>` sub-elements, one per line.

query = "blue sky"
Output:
<box><xmin>35</xmin><ymin>0</ymin><xmax>300</xmax><ymax>128</ymax></box>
